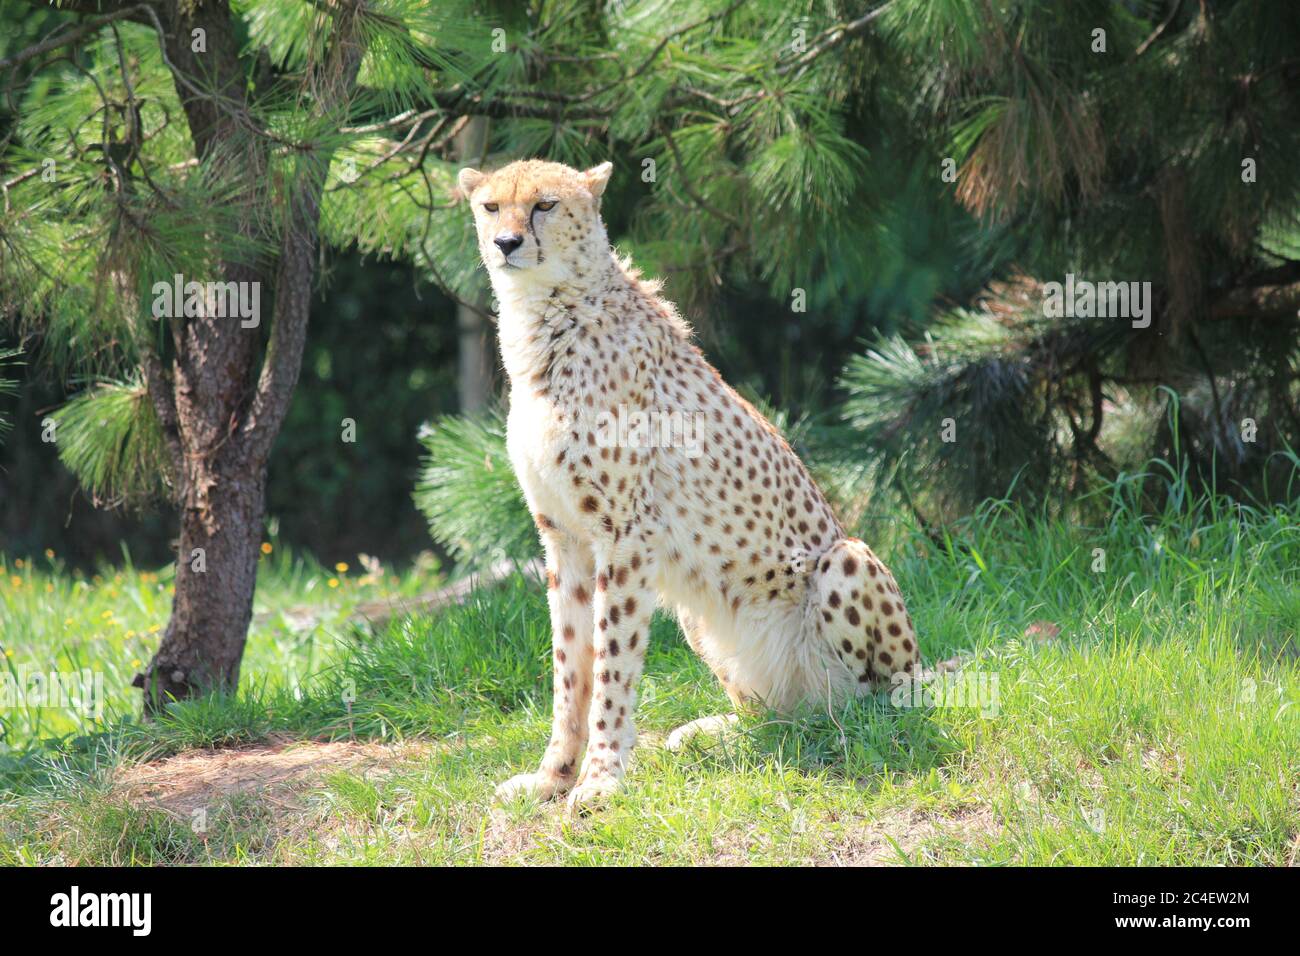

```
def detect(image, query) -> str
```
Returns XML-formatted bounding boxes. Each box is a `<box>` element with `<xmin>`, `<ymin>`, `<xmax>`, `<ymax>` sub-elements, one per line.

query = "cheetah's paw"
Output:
<box><xmin>494</xmin><ymin>770</ymin><xmax>570</xmax><ymax>804</ymax></box>
<box><xmin>564</xmin><ymin>773</ymin><xmax>621</xmax><ymax>815</ymax></box>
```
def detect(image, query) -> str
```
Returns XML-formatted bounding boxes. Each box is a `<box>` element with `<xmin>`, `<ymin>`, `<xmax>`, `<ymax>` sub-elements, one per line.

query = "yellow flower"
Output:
<box><xmin>328</xmin><ymin>577</ymin><xmax>340</xmax><ymax>589</ymax></box>
<box><xmin>101</xmin><ymin>610</ymin><xmax>114</xmax><ymax>620</ymax></box>
<box><xmin>130</xmin><ymin>658</ymin><xmax>141</xmax><ymax>668</ymax></box>
<box><xmin>64</xmin><ymin>618</ymin><xmax>73</xmax><ymax>626</ymax></box>
<box><xmin>149</xmin><ymin>624</ymin><xmax>161</xmax><ymax>634</ymax></box>
<box><xmin>45</xmin><ymin>583</ymin><xmax>54</xmax><ymax>593</ymax></box>
<box><xmin>45</xmin><ymin>548</ymin><xmax>55</xmax><ymax>559</ymax></box>
<box><xmin>261</xmin><ymin>542</ymin><xmax>273</xmax><ymax>555</ymax></box>
<box><xmin>9</xmin><ymin>576</ymin><xmax>20</xmax><ymax>588</ymax></box>
<box><xmin>126</xmin><ymin>630</ymin><xmax>136</xmax><ymax>639</ymax></box>
<box><xmin>3</xmin><ymin>649</ymin><xmax>12</xmax><ymax>658</ymax></box>
<box><xmin>334</xmin><ymin>562</ymin><xmax>349</xmax><ymax>573</ymax></box>
<box><xmin>14</xmin><ymin>558</ymin><xmax>23</xmax><ymax>568</ymax></box>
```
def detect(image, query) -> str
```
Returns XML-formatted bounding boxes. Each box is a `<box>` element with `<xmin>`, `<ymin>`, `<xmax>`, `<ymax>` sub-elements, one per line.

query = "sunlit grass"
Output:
<box><xmin>0</xmin><ymin>536</ymin><xmax>445</xmax><ymax>754</ymax></box>
<box><xmin>1</xmin><ymin>472</ymin><xmax>1298</xmax><ymax>865</ymax></box>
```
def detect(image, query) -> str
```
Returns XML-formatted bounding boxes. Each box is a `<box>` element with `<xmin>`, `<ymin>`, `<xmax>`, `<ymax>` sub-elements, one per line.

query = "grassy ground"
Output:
<box><xmin>1</xmin><ymin>476</ymin><xmax>1298</xmax><ymax>865</ymax></box>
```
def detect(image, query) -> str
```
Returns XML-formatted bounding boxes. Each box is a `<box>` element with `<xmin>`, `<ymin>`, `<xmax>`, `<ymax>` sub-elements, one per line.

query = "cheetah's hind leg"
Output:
<box><xmin>667</xmin><ymin>610</ymin><xmax>746</xmax><ymax>751</ymax></box>
<box><xmin>811</xmin><ymin>538</ymin><xmax>920</xmax><ymax>689</ymax></box>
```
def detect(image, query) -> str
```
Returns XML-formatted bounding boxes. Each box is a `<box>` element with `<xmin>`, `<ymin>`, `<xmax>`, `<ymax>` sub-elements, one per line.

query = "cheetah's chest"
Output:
<box><xmin>505</xmin><ymin>387</ymin><xmax>597</xmax><ymax>535</ymax></box>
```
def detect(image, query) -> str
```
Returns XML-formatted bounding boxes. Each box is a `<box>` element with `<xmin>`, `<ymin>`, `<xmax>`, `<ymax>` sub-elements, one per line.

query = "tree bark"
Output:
<box><xmin>455</xmin><ymin>116</ymin><xmax>492</xmax><ymax>414</ymax></box>
<box><xmin>134</xmin><ymin>461</ymin><xmax>266</xmax><ymax>702</ymax></box>
<box><xmin>1155</xmin><ymin>166</ymin><xmax>1205</xmax><ymax>349</ymax></box>
<box><xmin>458</xmin><ymin>293</ymin><xmax>493</xmax><ymax>414</ymax></box>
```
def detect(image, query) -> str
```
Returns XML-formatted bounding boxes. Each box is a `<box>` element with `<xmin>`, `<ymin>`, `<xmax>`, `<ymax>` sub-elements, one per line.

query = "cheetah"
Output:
<box><xmin>457</xmin><ymin>159</ymin><xmax>921</xmax><ymax>811</ymax></box>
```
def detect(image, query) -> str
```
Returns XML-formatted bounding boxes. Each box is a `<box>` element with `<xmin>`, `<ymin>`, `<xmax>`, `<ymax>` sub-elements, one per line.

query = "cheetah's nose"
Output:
<box><xmin>494</xmin><ymin>234</ymin><xmax>524</xmax><ymax>257</ymax></box>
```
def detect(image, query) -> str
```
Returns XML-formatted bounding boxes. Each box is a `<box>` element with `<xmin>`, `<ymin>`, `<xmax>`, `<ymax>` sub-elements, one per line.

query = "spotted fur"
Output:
<box><xmin>458</xmin><ymin>160</ymin><xmax>921</xmax><ymax>811</ymax></box>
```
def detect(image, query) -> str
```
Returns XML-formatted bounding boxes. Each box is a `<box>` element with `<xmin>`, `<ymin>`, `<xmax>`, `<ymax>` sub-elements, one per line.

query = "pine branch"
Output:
<box><xmin>50</xmin><ymin>377</ymin><xmax>172</xmax><ymax>506</ymax></box>
<box><xmin>776</xmin><ymin>1</ymin><xmax>894</xmax><ymax>76</ymax></box>
<box><xmin>660</xmin><ymin>123</ymin><xmax>740</xmax><ymax>228</ymax></box>
<box><xmin>415</xmin><ymin>84</ymin><xmax>607</xmax><ymax>122</ymax></box>
<box><xmin>240</xmin><ymin>0</ymin><xmax>367</xmax><ymax>466</ymax></box>
<box><xmin>1209</xmin><ymin>281</ymin><xmax>1300</xmax><ymax>323</ymax></box>
<box><xmin>115</xmin><ymin>268</ymin><xmax>182</xmax><ymax>479</ymax></box>
<box><xmin>414</xmin><ymin>409</ymin><xmax>537</xmax><ymax>567</ymax></box>
<box><xmin>1234</xmin><ymin>261</ymin><xmax>1300</xmax><ymax>288</ymax></box>
<box><xmin>505</xmin><ymin>0</ymin><xmax>750</xmax><ymax>106</ymax></box>
<box><xmin>1134</xmin><ymin>0</ymin><xmax>1185</xmax><ymax>57</ymax></box>
<box><xmin>0</xmin><ymin>347</ymin><xmax>19</xmax><ymax>443</ymax></box>
<box><xmin>1</xmin><ymin>3</ymin><xmax>153</xmax><ymax>73</ymax></box>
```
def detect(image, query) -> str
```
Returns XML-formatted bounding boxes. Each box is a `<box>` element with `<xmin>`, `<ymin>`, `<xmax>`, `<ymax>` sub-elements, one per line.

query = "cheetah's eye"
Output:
<box><xmin>482</xmin><ymin>202</ymin><xmax>498</xmax><ymax>213</ymax></box>
<box><xmin>535</xmin><ymin>200</ymin><xmax>557</xmax><ymax>211</ymax></box>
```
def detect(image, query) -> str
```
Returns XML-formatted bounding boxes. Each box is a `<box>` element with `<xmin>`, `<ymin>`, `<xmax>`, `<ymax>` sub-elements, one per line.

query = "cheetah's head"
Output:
<box><xmin>457</xmin><ymin>159</ymin><xmax>612</xmax><ymax>284</ymax></box>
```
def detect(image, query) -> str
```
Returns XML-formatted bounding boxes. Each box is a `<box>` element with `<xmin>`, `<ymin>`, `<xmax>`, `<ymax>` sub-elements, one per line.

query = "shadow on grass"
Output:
<box><xmin>2</xmin><ymin>571</ymin><xmax>968</xmax><ymax>798</ymax></box>
<box><xmin>664</xmin><ymin>691</ymin><xmax>965</xmax><ymax>792</ymax></box>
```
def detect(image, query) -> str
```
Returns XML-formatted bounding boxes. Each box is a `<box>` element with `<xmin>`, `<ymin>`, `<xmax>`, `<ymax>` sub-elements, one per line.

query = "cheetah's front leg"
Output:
<box><xmin>567</xmin><ymin>540</ymin><xmax>656</xmax><ymax>813</ymax></box>
<box><xmin>496</xmin><ymin>521</ymin><xmax>595</xmax><ymax>803</ymax></box>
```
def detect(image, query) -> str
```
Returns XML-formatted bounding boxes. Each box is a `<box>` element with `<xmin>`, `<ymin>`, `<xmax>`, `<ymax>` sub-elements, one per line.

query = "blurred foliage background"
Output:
<box><xmin>3</xmin><ymin>0</ymin><xmax>1299</xmax><ymax>571</ymax></box>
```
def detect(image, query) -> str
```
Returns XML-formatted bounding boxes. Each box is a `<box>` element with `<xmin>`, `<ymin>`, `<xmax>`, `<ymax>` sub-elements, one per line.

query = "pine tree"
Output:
<box><xmin>842</xmin><ymin>0</ymin><xmax>1300</xmax><ymax>516</ymax></box>
<box><xmin>1</xmin><ymin>0</ymin><xmax>475</xmax><ymax>708</ymax></box>
<box><xmin>1</xmin><ymin>0</ymin><xmax>895</xmax><ymax>708</ymax></box>
<box><xmin>0</xmin><ymin>347</ymin><xmax>17</xmax><ymax>443</ymax></box>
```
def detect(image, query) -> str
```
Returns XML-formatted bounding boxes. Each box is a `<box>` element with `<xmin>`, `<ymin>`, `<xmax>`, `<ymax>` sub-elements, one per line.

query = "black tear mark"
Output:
<box><xmin>529</xmin><ymin>207</ymin><xmax>545</xmax><ymax>263</ymax></box>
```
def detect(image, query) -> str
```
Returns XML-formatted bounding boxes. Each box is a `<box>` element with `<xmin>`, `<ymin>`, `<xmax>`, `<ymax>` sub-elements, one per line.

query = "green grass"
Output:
<box><xmin>1</xmin><ymin>475</ymin><xmax>1298</xmax><ymax>865</ymax></box>
<box><xmin>0</xmin><ymin>537</ymin><xmax>443</xmax><ymax>767</ymax></box>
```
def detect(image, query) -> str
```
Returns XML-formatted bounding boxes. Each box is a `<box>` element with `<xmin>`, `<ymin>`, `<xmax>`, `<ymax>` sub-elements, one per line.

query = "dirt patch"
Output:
<box><xmin>483</xmin><ymin>808</ymin><xmax>556</xmax><ymax>864</ymax></box>
<box><xmin>831</xmin><ymin>805</ymin><xmax>1003</xmax><ymax>865</ymax></box>
<box><xmin>480</xmin><ymin>799</ymin><xmax>1003</xmax><ymax>866</ymax></box>
<box><xmin>108</xmin><ymin>738</ymin><xmax>1003</xmax><ymax>865</ymax></box>
<box><xmin>686</xmin><ymin>805</ymin><xmax>1003</xmax><ymax>866</ymax></box>
<box><xmin>114</xmin><ymin>735</ymin><xmax>428</xmax><ymax>819</ymax></box>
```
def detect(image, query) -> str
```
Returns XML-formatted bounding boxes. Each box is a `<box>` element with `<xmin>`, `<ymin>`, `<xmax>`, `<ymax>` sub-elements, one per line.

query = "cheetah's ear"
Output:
<box><xmin>457</xmin><ymin>167</ymin><xmax>485</xmax><ymax>199</ymax></box>
<box><xmin>582</xmin><ymin>161</ymin><xmax>613</xmax><ymax>199</ymax></box>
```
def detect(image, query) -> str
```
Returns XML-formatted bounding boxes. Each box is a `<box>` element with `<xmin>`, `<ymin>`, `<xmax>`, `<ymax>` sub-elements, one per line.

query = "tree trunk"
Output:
<box><xmin>134</xmin><ymin>459</ymin><xmax>266</xmax><ymax>707</ymax></box>
<box><xmin>1155</xmin><ymin>166</ymin><xmax>1205</xmax><ymax>351</ymax></box>
<box><xmin>455</xmin><ymin>116</ymin><xmax>493</xmax><ymax>414</ymax></box>
<box><xmin>130</xmin><ymin>0</ymin><xmax>364</xmax><ymax>714</ymax></box>
<box><xmin>127</xmin><ymin>2</ymin><xmax>265</xmax><ymax>713</ymax></box>
<box><xmin>458</xmin><ymin>301</ymin><xmax>492</xmax><ymax>414</ymax></box>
